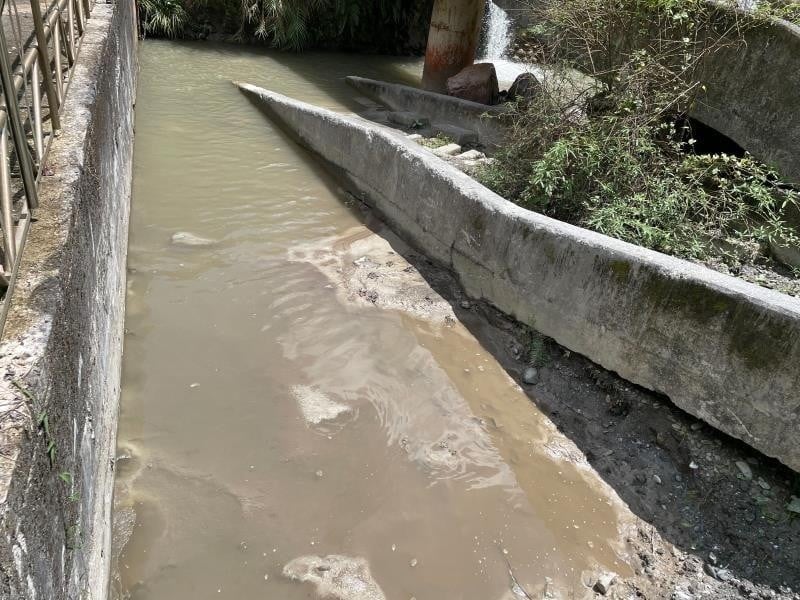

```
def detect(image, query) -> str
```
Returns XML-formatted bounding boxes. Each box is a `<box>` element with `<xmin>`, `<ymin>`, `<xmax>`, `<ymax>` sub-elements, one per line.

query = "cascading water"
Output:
<box><xmin>481</xmin><ymin>1</ymin><xmax>513</xmax><ymax>60</ymax></box>
<box><xmin>480</xmin><ymin>0</ymin><xmax>530</xmax><ymax>88</ymax></box>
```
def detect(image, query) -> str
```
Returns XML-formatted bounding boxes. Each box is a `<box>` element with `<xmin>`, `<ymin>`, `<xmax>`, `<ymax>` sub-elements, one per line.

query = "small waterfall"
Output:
<box><xmin>482</xmin><ymin>1</ymin><xmax>513</xmax><ymax>60</ymax></box>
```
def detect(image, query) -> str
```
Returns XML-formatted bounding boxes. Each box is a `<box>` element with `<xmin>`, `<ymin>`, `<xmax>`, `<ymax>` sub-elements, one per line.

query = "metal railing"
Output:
<box><xmin>0</xmin><ymin>0</ymin><xmax>93</xmax><ymax>334</ymax></box>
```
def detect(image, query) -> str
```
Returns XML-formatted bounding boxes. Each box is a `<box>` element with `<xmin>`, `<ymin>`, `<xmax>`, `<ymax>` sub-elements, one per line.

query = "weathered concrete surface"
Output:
<box><xmin>692</xmin><ymin>16</ymin><xmax>800</xmax><ymax>183</ymax></box>
<box><xmin>593</xmin><ymin>5</ymin><xmax>800</xmax><ymax>182</ymax></box>
<box><xmin>238</xmin><ymin>82</ymin><xmax>800</xmax><ymax>473</ymax></box>
<box><xmin>346</xmin><ymin>75</ymin><xmax>509</xmax><ymax>148</ymax></box>
<box><xmin>0</xmin><ymin>1</ymin><xmax>137</xmax><ymax>598</ymax></box>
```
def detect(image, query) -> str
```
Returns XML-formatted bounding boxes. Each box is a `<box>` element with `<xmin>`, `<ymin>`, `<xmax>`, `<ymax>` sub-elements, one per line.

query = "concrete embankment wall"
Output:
<box><xmin>0</xmin><ymin>1</ymin><xmax>137</xmax><ymax>598</ymax></box>
<box><xmin>346</xmin><ymin>76</ymin><xmax>509</xmax><ymax>149</ymax></box>
<box><xmin>692</xmin><ymin>16</ymin><xmax>800</xmax><ymax>183</ymax></box>
<box><xmin>239</xmin><ymin>82</ymin><xmax>800</xmax><ymax>473</ymax></box>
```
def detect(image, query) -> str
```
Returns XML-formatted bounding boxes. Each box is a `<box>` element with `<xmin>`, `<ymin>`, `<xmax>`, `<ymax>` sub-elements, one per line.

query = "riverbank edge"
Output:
<box><xmin>0</xmin><ymin>1</ymin><xmax>137</xmax><ymax>598</ymax></box>
<box><xmin>237</xmin><ymin>82</ymin><xmax>800</xmax><ymax>474</ymax></box>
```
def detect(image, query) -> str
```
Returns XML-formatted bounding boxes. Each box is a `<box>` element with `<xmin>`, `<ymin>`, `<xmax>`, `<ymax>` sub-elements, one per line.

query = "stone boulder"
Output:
<box><xmin>508</xmin><ymin>72</ymin><xmax>542</xmax><ymax>104</ymax></box>
<box><xmin>446</xmin><ymin>63</ymin><xmax>499</xmax><ymax>105</ymax></box>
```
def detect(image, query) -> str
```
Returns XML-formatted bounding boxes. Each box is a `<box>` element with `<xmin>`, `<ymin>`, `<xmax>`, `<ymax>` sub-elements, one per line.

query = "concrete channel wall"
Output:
<box><xmin>346</xmin><ymin>76</ymin><xmax>509</xmax><ymax>149</ymax></box>
<box><xmin>500</xmin><ymin>2</ymin><xmax>800</xmax><ymax>182</ymax></box>
<box><xmin>0</xmin><ymin>1</ymin><xmax>137</xmax><ymax>598</ymax></box>
<box><xmin>691</xmin><ymin>15</ymin><xmax>800</xmax><ymax>183</ymax></box>
<box><xmin>238</xmin><ymin>82</ymin><xmax>800</xmax><ymax>473</ymax></box>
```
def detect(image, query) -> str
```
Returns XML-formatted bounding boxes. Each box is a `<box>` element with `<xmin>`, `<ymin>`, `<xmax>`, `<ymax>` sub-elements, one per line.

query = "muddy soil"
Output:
<box><xmin>335</xmin><ymin>199</ymin><xmax>800</xmax><ymax>600</ymax></box>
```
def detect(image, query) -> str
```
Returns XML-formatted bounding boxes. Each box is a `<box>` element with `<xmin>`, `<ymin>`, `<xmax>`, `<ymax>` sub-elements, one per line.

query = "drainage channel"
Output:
<box><xmin>111</xmin><ymin>41</ymin><xmax>631</xmax><ymax>600</ymax></box>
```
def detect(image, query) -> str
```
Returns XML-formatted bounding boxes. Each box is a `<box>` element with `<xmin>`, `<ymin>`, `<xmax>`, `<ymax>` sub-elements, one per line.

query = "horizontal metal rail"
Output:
<box><xmin>0</xmin><ymin>0</ymin><xmax>93</xmax><ymax>335</ymax></box>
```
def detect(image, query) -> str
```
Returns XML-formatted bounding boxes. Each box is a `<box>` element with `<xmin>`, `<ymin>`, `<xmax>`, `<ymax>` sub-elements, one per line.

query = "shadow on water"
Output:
<box><xmin>170</xmin><ymin>40</ymin><xmax>422</xmax><ymax>114</ymax></box>
<box><xmin>244</xmin><ymin>92</ymin><xmax>800</xmax><ymax>596</ymax></box>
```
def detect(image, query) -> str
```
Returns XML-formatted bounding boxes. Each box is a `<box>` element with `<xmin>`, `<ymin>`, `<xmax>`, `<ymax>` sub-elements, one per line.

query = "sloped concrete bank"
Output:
<box><xmin>0</xmin><ymin>2</ymin><xmax>137</xmax><ymax>599</ymax></box>
<box><xmin>238</xmin><ymin>82</ymin><xmax>800</xmax><ymax>473</ymax></box>
<box><xmin>346</xmin><ymin>75</ymin><xmax>509</xmax><ymax>148</ymax></box>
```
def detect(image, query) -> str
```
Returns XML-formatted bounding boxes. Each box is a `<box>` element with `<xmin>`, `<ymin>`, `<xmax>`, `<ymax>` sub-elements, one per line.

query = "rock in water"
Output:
<box><xmin>446</xmin><ymin>63</ymin><xmax>499</xmax><ymax>105</ymax></box>
<box><xmin>171</xmin><ymin>231</ymin><xmax>216</xmax><ymax>247</ymax></box>
<box><xmin>593</xmin><ymin>571</ymin><xmax>617</xmax><ymax>595</ymax></box>
<box><xmin>735</xmin><ymin>460</ymin><xmax>753</xmax><ymax>480</ymax></box>
<box><xmin>508</xmin><ymin>72</ymin><xmax>542</xmax><ymax>104</ymax></box>
<box><xmin>283</xmin><ymin>555</ymin><xmax>386</xmax><ymax>600</ymax></box>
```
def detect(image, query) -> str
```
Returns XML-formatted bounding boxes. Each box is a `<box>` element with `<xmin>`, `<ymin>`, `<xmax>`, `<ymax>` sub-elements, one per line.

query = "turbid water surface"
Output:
<box><xmin>112</xmin><ymin>41</ymin><xmax>632</xmax><ymax>600</ymax></box>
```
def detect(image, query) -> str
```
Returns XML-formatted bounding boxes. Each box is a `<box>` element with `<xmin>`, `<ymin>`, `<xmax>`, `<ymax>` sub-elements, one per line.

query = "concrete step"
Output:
<box><xmin>351</xmin><ymin>95</ymin><xmax>385</xmax><ymax>111</ymax></box>
<box><xmin>432</xmin><ymin>122</ymin><xmax>478</xmax><ymax>146</ymax></box>
<box><xmin>456</xmin><ymin>149</ymin><xmax>486</xmax><ymax>160</ymax></box>
<box><xmin>432</xmin><ymin>143</ymin><xmax>462</xmax><ymax>157</ymax></box>
<box><xmin>387</xmin><ymin>111</ymin><xmax>430</xmax><ymax>128</ymax></box>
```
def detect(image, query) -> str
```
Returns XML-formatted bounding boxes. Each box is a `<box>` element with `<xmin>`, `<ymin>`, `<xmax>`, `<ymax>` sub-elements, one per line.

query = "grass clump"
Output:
<box><xmin>479</xmin><ymin>0</ymin><xmax>800</xmax><ymax>269</ymax></box>
<box><xmin>418</xmin><ymin>134</ymin><xmax>455</xmax><ymax>149</ymax></box>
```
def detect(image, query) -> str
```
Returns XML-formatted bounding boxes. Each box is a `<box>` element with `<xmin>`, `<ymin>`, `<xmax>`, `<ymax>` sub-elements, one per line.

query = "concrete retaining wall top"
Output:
<box><xmin>0</xmin><ymin>1</ymin><xmax>137</xmax><ymax>598</ymax></box>
<box><xmin>346</xmin><ymin>75</ymin><xmax>510</xmax><ymax>149</ymax></box>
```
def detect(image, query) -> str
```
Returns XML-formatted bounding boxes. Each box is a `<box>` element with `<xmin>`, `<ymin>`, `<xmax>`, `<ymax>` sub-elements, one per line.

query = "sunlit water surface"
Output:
<box><xmin>112</xmin><ymin>41</ymin><xmax>629</xmax><ymax>600</ymax></box>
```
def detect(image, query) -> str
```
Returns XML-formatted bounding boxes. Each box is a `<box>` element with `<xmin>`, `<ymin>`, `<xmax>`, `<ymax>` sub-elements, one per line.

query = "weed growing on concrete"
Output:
<box><xmin>12</xmin><ymin>380</ymin><xmax>57</xmax><ymax>465</ymax></box>
<box><xmin>59</xmin><ymin>472</ymin><xmax>80</xmax><ymax>502</ymax></box>
<box><xmin>479</xmin><ymin>0</ymin><xmax>800</xmax><ymax>272</ymax></box>
<box><xmin>66</xmin><ymin>523</ymin><xmax>82</xmax><ymax>550</ymax></box>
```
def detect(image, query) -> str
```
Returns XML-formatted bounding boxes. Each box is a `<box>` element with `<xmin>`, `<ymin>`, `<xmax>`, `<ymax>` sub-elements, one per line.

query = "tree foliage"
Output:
<box><xmin>138</xmin><ymin>0</ymin><xmax>432</xmax><ymax>51</ymax></box>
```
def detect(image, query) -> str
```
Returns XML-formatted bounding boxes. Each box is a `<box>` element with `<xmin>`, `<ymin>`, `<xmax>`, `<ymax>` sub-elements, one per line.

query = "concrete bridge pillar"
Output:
<box><xmin>422</xmin><ymin>0</ymin><xmax>485</xmax><ymax>93</ymax></box>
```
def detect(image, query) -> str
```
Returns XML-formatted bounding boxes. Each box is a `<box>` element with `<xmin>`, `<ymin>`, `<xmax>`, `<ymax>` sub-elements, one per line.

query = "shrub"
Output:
<box><xmin>479</xmin><ymin>0</ymin><xmax>800</xmax><ymax>268</ymax></box>
<box><xmin>136</xmin><ymin>0</ymin><xmax>433</xmax><ymax>51</ymax></box>
<box><xmin>139</xmin><ymin>0</ymin><xmax>189</xmax><ymax>38</ymax></box>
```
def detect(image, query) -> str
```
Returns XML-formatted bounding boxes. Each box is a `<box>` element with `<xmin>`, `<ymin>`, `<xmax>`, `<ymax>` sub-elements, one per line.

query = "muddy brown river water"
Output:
<box><xmin>112</xmin><ymin>41</ymin><xmax>633</xmax><ymax>600</ymax></box>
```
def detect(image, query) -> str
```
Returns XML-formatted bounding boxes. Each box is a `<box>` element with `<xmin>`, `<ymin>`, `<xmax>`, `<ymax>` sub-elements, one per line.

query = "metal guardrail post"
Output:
<box><xmin>30</xmin><ymin>0</ymin><xmax>62</xmax><ymax>130</ymax></box>
<box><xmin>65</xmin><ymin>0</ymin><xmax>76</xmax><ymax>60</ymax></box>
<box><xmin>0</xmin><ymin>26</ymin><xmax>39</xmax><ymax>210</ymax></box>
<box><xmin>74</xmin><ymin>0</ymin><xmax>84</xmax><ymax>35</ymax></box>
<box><xmin>31</xmin><ymin>59</ymin><xmax>43</xmax><ymax>162</ymax></box>
<box><xmin>0</xmin><ymin>129</ymin><xmax>15</xmax><ymax>269</ymax></box>
<box><xmin>0</xmin><ymin>0</ymin><xmax>93</xmax><ymax>328</ymax></box>
<box><xmin>52</xmin><ymin>15</ymin><xmax>63</xmax><ymax>102</ymax></box>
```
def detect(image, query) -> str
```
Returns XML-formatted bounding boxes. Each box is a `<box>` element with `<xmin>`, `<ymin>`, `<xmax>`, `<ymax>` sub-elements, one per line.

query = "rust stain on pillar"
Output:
<box><xmin>422</xmin><ymin>0</ymin><xmax>485</xmax><ymax>93</ymax></box>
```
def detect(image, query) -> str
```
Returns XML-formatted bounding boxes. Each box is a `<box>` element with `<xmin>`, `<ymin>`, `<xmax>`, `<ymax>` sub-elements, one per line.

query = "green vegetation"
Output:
<box><xmin>139</xmin><ymin>0</ymin><xmax>188</xmax><ymax>38</ymax></box>
<box><xmin>758</xmin><ymin>0</ymin><xmax>800</xmax><ymax>23</ymax></box>
<box><xmin>418</xmin><ymin>133</ymin><xmax>454</xmax><ymax>149</ymax></box>
<box><xmin>12</xmin><ymin>380</ymin><xmax>58</xmax><ymax>465</ymax></box>
<box><xmin>138</xmin><ymin>0</ymin><xmax>432</xmax><ymax>51</ymax></box>
<box><xmin>479</xmin><ymin>0</ymin><xmax>800</xmax><ymax>272</ymax></box>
